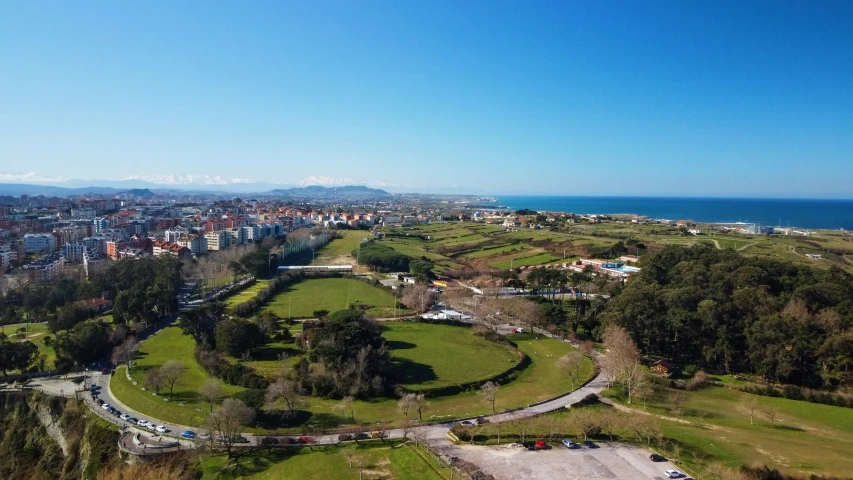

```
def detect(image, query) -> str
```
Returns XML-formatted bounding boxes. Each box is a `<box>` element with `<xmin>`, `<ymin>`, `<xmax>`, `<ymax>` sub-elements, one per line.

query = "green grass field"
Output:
<box><xmin>315</xmin><ymin>231</ymin><xmax>371</xmax><ymax>259</ymax></box>
<box><xmin>461</xmin><ymin>243</ymin><xmax>529</xmax><ymax>258</ymax></box>
<box><xmin>604</xmin><ymin>378</ymin><xmax>853</xmax><ymax>477</ymax></box>
<box><xmin>382</xmin><ymin>322</ymin><xmax>519</xmax><ymax>390</ymax></box>
<box><xmin>489</xmin><ymin>252</ymin><xmax>562</xmax><ymax>269</ymax></box>
<box><xmin>225</xmin><ymin>280</ymin><xmax>270</xmax><ymax>307</ymax></box>
<box><xmin>202</xmin><ymin>441</ymin><xmax>445</xmax><ymax>479</ymax></box>
<box><xmin>111</xmin><ymin>326</ymin><xmax>244</xmax><ymax>427</ymax></box>
<box><xmin>263</xmin><ymin>278</ymin><xmax>411</xmax><ymax>318</ymax></box>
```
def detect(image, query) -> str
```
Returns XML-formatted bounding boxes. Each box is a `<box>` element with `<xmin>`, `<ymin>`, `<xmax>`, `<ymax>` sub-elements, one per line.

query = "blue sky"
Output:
<box><xmin>1</xmin><ymin>1</ymin><xmax>852</xmax><ymax>196</ymax></box>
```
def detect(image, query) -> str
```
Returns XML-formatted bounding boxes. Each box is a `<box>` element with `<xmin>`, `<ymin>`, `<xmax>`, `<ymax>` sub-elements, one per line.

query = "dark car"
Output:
<box><xmin>475</xmin><ymin>416</ymin><xmax>489</xmax><ymax>425</ymax></box>
<box><xmin>355</xmin><ymin>432</ymin><xmax>370</xmax><ymax>440</ymax></box>
<box><xmin>297</xmin><ymin>436</ymin><xmax>314</xmax><ymax>444</ymax></box>
<box><xmin>95</xmin><ymin>399</ymin><xmax>104</xmax><ymax>406</ymax></box>
<box><xmin>650</xmin><ymin>453</ymin><xmax>667</xmax><ymax>462</ymax></box>
<box><xmin>260</xmin><ymin>436</ymin><xmax>279</xmax><ymax>446</ymax></box>
<box><xmin>583</xmin><ymin>440</ymin><xmax>598</xmax><ymax>448</ymax></box>
<box><xmin>338</xmin><ymin>434</ymin><xmax>354</xmax><ymax>442</ymax></box>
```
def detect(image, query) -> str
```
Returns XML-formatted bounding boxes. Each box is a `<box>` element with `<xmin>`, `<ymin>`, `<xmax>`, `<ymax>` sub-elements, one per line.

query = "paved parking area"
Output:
<box><xmin>439</xmin><ymin>442</ymin><xmax>681</xmax><ymax>480</ymax></box>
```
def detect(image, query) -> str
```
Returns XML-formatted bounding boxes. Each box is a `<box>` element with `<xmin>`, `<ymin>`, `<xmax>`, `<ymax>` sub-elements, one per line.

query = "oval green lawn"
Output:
<box><xmin>382</xmin><ymin>321</ymin><xmax>519</xmax><ymax>390</ymax></box>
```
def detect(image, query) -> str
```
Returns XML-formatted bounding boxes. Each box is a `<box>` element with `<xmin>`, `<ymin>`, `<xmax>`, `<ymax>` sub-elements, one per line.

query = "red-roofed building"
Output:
<box><xmin>152</xmin><ymin>240</ymin><xmax>191</xmax><ymax>260</ymax></box>
<box><xmin>77</xmin><ymin>297</ymin><xmax>113</xmax><ymax>313</ymax></box>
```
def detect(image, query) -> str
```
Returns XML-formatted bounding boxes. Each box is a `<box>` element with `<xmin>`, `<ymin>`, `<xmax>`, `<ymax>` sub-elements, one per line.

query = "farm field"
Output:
<box><xmin>382</xmin><ymin>321</ymin><xmax>519</xmax><ymax>390</ymax></box>
<box><xmin>263</xmin><ymin>278</ymin><xmax>411</xmax><ymax>319</ymax></box>
<box><xmin>111</xmin><ymin>326</ymin><xmax>244</xmax><ymax>427</ymax></box>
<box><xmin>201</xmin><ymin>441</ymin><xmax>445</xmax><ymax>480</ymax></box>
<box><xmin>488</xmin><ymin>251</ymin><xmax>562</xmax><ymax>269</ymax></box>
<box><xmin>603</xmin><ymin>378</ymin><xmax>853</xmax><ymax>478</ymax></box>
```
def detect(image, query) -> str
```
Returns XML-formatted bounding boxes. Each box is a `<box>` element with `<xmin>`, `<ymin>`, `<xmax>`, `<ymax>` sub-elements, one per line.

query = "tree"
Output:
<box><xmin>740</xmin><ymin>394</ymin><xmax>759</xmax><ymax>425</ymax></box>
<box><xmin>761</xmin><ymin>405</ymin><xmax>779</xmax><ymax>427</ymax></box>
<box><xmin>159</xmin><ymin>360</ymin><xmax>186</xmax><ymax>398</ymax></box>
<box><xmin>265</xmin><ymin>378</ymin><xmax>304</xmax><ymax>414</ymax></box>
<box><xmin>53</xmin><ymin>321</ymin><xmax>111</xmax><ymax>367</ymax></box>
<box><xmin>144</xmin><ymin>368</ymin><xmax>165</xmax><ymax>394</ymax></box>
<box><xmin>398</xmin><ymin>392</ymin><xmax>416</xmax><ymax>421</ymax></box>
<box><xmin>401</xmin><ymin>284</ymin><xmax>436</xmax><ymax>313</ymax></box>
<box><xmin>478</xmin><ymin>381</ymin><xmax>499</xmax><ymax>414</ymax></box>
<box><xmin>0</xmin><ymin>334</ymin><xmax>38</xmax><ymax>376</ymax></box>
<box><xmin>333</xmin><ymin>395</ymin><xmax>355</xmax><ymax>422</ymax></box>
<box><xmin>179</xmin><ymin>302</ymin><xmax>225</xmax><ymax>348</ymax></box>
<box><xmin>215</xmin><ymin>318</ymin><xmax>263</xmax><ymax>357</ymax></box>
<box><xmin>199</xmin><ymin>379</ymin><xmax>225</xmax><ymax>412</ymax></box>
<box><xmin>413</xmin><ymin>393</ymin><xmax>428</xmax><ymax>421</ymax></box>
<box><xmin>111</xmin><ymin>337</ymin><xmax>138</xmax><ymax>371</ymax></box>
<box><xmin>556</xmin><ymin>351</ymin><xmax>584</xmax><ymax>389</ymax></box>
<box><xmin>204</xmin><ymin>398</ymin><xmax>255</xmax><ymax>458</ymax></box>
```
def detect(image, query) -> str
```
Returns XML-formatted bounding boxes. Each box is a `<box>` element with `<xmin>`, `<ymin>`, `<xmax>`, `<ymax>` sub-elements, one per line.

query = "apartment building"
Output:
<box><xmin>205</xmin><ymin>230</ymin><xmax>231</xmax><ymax>251</ymax></box>
<box><xmin>23</xmin><ymin>233</ymin><xmax>57</xmax><ymax>253</ymax></box>
<box><xmin>152</xmin><ymin>240</ymin><xmax>192</xmax><ymax>260</ymax></box>
<box><xmin>177</xmin><ymin>234</ymin><xmax>208</xmax><ymax>256</ymax></box>
<box><xmin>83</xmin><ymin>250</ymin><xmax>106</xmax><ymax>278</ymax></box>
<box><xmin>60</xmin><ymin>242</ymin><xmax>86</xmax><ymax>262</ymax></box>
<box><xmin>24</xmin><ymin>253</ymin><xmax>64</xmax><ymax>282</ymax></box>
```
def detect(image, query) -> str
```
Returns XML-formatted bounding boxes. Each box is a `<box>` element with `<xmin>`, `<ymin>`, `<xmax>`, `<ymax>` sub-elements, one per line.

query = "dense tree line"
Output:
<box><xmin>601</xmin><ymin>245</ymin><xmax>853</xmax><ymax>388</ymax></box>
<box><xmin>354</xmin><ymin>242</ymin><xmax>410</xmax><ymax>272</ymax></box>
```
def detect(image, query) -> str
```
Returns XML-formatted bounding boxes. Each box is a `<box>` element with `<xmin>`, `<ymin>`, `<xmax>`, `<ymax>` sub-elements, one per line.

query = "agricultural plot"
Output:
<box><xmin>488</xmin><ymin>251</ymin><xmax>562</xmax><ymax>269</ymax></box>
<box><xmin>462</xmin><ymin>243</ymin><xmax>529</xmax><ymax>258</ymax></box>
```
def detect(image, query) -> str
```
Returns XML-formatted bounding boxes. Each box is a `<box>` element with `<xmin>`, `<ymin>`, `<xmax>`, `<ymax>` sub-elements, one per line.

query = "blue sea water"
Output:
<box><xmin>494</xmin><ymin>196</ymin><xmax>853</xmax><ymax>230</ymax></box>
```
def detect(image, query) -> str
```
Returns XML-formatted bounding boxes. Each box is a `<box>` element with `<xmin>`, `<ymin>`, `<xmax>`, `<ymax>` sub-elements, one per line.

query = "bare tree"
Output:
<box><xmin>204</xmin><ymin>398</ymin><xmax>255</xmax><ymax>458</ymax></box>
<box><xmin>344</xmin><ymin>450</ymin><xmax>356</xmax><ymax>468</ymax></box>
<box><xmin>402</xmin><ymin>420</ymin><xmax>415</xmax><ymax>439</ymax></box>
<box><xmin>740</xmin><ymin>394</ymin><xmax>759</xmax><ymax>425</ymax></box>
<box><xmin>398</xmin><ymin>392</ymin><xmax>416</xmax><ymax>421</ymax></box>
<box><xmin>413</xmin><ymin>393</ymin><xmax>428</xmax><ymax>421</ymax></box>
<box><xmin>761</xmin><ymin>405</ymin><xmax>779</xmax><ymax>427</ymax></box>
<box><xmin>633</xmin><ymin>378</ymin><xmax>654</xmax><ymax>409</ymax></box>
<box><xmin>111</xmin><ymin>337</ymin><xmax>138</xmax><ymax>371</ymax></box>
<box><xmin>144</xmin><ymin>368</ymin><xmax>165</xmax><ymax>394</ymax></box>
<box><xmin>580</xmin><ymin>340</ymin><xmax>595</xmax><ymax>358</ymax></box>
<box><xmin>669</xmin><ymin>391</ymin><xmax>687</xmax><ymax>421</ymax></box>
<box><xmin>265</xmin><ymin>378</ymin><xmax>304</xmax><ymax>413</ymax></box>
<box><xmin>401</xmin><ymin>284</ymin><xmax>436</xmax><ymax>313</ymax></box>
<box><xmin>556</xmin><ymin>351</ymin><xmax>584</xmax><ymax>389</ymax></box>
<box><xmin>623</xmin><ymin>363</ymin><xmax>649</xmax><ymax>404</ymax></box>
<box><xmin>333</xmin><ymin>395</ymin><xmax>355</xmax><ymax>422</ymax></box>
<box><xmin>159</xmin><ymin>360</ymin><xmax>186</xmax><ymax>399</ymax></box>
<box><xmin>478</xmin><ymin>381</ymin><xmax>499</xmax><ymax>414</ymax></box>
<box><xmin>199</xmin><ymin>379</ymin><xmax>224</xmax><ymax>412</ymax></box>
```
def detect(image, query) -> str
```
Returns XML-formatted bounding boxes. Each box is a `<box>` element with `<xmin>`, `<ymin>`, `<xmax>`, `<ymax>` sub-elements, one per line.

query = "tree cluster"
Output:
<box><xmin>0</xmin><ymin>333</ymin><xmax>38</xmax><ymax>376</ymax></box>
<box><xmin>601</xmin><ymin>245</ymin><xmax>853</xmax><ymax>388</ymax></box>
<box><xmin>355</xmin><ymin>242</ymin><xmax>410</xmax><ymax>272</ymax></box>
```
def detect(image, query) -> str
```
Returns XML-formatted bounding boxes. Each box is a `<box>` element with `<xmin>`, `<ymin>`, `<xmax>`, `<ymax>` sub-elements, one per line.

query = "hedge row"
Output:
<box><xmin>194</xmin><ymin>346</ymin><xmax>269</xmax><ymax>389</ymax></box>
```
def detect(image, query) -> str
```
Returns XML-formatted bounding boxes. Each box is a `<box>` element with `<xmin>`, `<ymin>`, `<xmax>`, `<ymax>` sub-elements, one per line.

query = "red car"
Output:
<box><xmin>535</xmin><ymin>440</ymin><xmax>547</xmax><ymax>450</ymax></box>
<box><xmin>297</xmin><ymin>436</ymin><xmax>314</xmax><ymax>444</ymax></box>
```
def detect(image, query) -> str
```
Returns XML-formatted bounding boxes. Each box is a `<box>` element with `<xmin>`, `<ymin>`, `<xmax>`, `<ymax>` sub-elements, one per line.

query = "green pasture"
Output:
<box><xmin>226</xmin><ymin>280</ymin><xmax>270</xmax><ymax>307</ymax></box>
<box><xmin>316</xmin><ymin>230</ymin><xmax>371</xmax><ymax>259</ymax></box>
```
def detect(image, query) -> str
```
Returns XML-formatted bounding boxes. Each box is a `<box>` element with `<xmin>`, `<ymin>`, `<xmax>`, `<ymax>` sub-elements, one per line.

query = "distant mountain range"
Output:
<box><xmin>0</xmin><ymin>182</ymin><xmax>388</xmax><ymax>198</ymax></box>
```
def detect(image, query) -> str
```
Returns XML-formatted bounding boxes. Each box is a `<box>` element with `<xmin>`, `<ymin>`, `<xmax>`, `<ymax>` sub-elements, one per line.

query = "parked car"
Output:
<box><xmin>155</xmin><ymin>425</ymin><xmax>169</xmax><ymax>433</ymax></box>
<box><xmin>665</xmin><ymin>470</ymin><xmax>686</xmax><ymax>479</ymax></box>
<box><xmin>129</xmin><ymin>417</ymin><xmax>138</xmax><ymax>424</ymax></box>
<box><xmin>95</xmin><ymin>399</ymin><xmax>104</xmax><ymax>406</ymax></box>
<box><xmin>561</xmin><ymin>439</ymin><xmax>578</xmax><ymax>449</ymax></box>
<box><xmin>370</xmin><ymin>431</ymin><xmax>387</xmax><ymax>439</ymax></box>
<box><xmin>198</xmin><ymin>433</ymin><xmax>211</xmax><ymax>440</ymax></box>
<box><xmin>650</xmin><ymin>453</ymin><xmax>667</xmax><ymax>462</ymax></box>
<box><xmin>119</xmin><ymin>414</ymin><xmax>130</xmax><ymax>421</ymax></box>
<box><xmin>475</xmin><ymin>417</ymin><xmax>489</xmax><ymax>425</ymax></box>
<box><xmin>181</xmin><ymin>431</ymin><xmax>196</xmax><ymax>439</ymax></box>
<box><xmin>583</xmin><ymin>440</ymin><xmax>598</xmax><ymax>448</ymax></box>
<box><xmin>535</xmin><ymin>440</ymin><xmax>547</xmax><ymax>450</ymax></box>
<box><xmin>101</xmin><ymin>403</ymin><xmax>111</xmax><ymax>410</ymax></box>
<box><xmin>355</xmin><ymin>432</ymin><xmax>370</xmax><ymax>440</ymax></box>
<box><xmin>338</xmin><ymin>434</ymin><xmax>354</xmax><ymax>442</ymax></box>
<box><xmin>136</xmin><ymin>419</ymin><xmax>148</xmax><ymax>427</ymax></box>
<box><xmin>297</xmin><ymin>436</ymin><xmax>314</xmax><ymax>444</ymax></box>
<box><xmin>260</xmin><ymin>436</ymin><xmax>279</xmax><ymax>446</ymax></box>
<box><xmin>459</xmin><ymin>420</ymin><xmax>475</xmax><ymax>427</ymax></box>
<box><xmin>101</xmin><ymin>368</ymin><xmax>108</xmax><ymax>374</ymax></box>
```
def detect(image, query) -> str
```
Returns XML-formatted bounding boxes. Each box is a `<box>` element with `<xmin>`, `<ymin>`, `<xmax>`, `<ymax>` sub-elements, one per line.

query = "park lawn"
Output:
<box><xmin>315</xmin><ymin>230</ymin><xmax>370</xmax><ymax>259</ymax></box>
<box><xmin>226</xmin><ymin>280</ymin><xmax>270</xmax><ymax>307</ymax></box>
<box><xmin>382</xmin><ymin>322</ymin><xmax>519</xmax><ymax>390</ymax></box>
<box><xmin>293</xmin><ymin>333</ymin><xmax>593</xmax><ymax>428</ymax></box>
<box><xmin>604</xmin><ymin>379</ymin><xmax>853</xmax><ymax>477</ymax></box>
<box><xmin>263</xmin><ymin>278</ymin><xmax>411</xmax><ymax>318</ymax></box>
<box><xmin>201</xmin><ymin>442</ymin><xmax>445</xmax><ymax>480</ymax></box>
<box><xmin>110</xmin><ymin>326</ymin><xmax>244</xmax><ymax>427</ymax></box>
<box><xmin>2</xmin><ymin>322</ymin><xmax>57</xmax><ymax>369</ymax></box>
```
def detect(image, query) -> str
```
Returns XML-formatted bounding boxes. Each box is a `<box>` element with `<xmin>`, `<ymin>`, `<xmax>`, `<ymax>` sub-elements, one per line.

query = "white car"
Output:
<box><xmin>119</xmin><ymin>414</ymin><xmax>130</xmax><ymax>421</ymax></box>
<box><xmin>665</xmin><ymin>471</ymin><xmax>685</xmax><ymax>479</ymax></box>
<box><xmin>155</xmin><ymin>425</ymin><xmax>169</xmax><ymax>433</ymax></box>
<box><xmin>146</xmin><ymin>424</ymin><xmax>157</xmax><ymax>431</ymax></box>
<box><xmin>136</xmin><ymin>419</ymin><xmax>148</xmax><ymax>427</ymax></box>
<box><xmin>101</xmin><ymin>403</ymin><xmax>111</xmax><ymax>410</ymax></box>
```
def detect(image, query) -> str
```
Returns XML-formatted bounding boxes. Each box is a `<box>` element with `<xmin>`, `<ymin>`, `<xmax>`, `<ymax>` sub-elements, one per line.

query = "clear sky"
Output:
<box><xmin>1</xmin><ymin>1</ymin><xmax>852</xmax><ymax>196</ymax></box>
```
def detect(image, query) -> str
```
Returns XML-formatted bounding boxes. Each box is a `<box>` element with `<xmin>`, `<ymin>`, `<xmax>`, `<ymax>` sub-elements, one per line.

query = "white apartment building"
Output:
<box><xmin>61</xmin><ymin>242</ymin><xmax>87</xmax><ymax>262</ymax></box>
<box><xmin>164</xmin><ymin>226</ymin><xmax>190</xmax><ymax>243</ymax></box>
<box><xmin>227</xmin><ymin>227</ymin><xmax>248</xmax><ymax>246</ymax></box>
<box><xmin>82</xmin><ymin>236</ymin><xmax>107</xmax><ymax>255</ymax></box>
<box><xmin>242</xmin><ymin>225</ymin><xmax>262</xmax><ymax>242</ymax></box>
<box><xmin>0</xmin><ymin>245</ymin><xmax>11</xmax><ymax>268</ymax></box>
<box><xmin>83</xmin><ymin>251</ymin><xmax>106</xmax><ymax>278</ymax></box>
<box><xmin>23</xmin><ymin>233</ymin><xmax>57</xmax><ymax>253</ymax></box>
<box><xmin>177</xmin><ymin>235</ymin><xmax>208</xmax><ymax>255</ymax></box>
<box><xmin>205</xmin><ymin>230</ymin><xmax>231</xmax><ymax>251</ymax></box>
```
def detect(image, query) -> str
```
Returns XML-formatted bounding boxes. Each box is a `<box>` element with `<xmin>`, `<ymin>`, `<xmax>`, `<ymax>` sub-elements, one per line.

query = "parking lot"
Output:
<box><xmin>439</xmin><ymin>442</ymin><xmax>684</xmax><ymax>480</ymax></box>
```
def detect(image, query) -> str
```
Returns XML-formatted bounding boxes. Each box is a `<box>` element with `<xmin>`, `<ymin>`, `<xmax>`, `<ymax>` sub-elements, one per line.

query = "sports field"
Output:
<box><xmin>263</xmin><ymin>277</ymin><xmax>410</xmax><ymax>318</ymax></box>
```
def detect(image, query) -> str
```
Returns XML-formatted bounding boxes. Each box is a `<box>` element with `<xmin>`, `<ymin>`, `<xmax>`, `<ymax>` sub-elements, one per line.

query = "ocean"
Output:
<box><xmin>494</xmin><ymin>196</ymin><xmax>853</xmax><ymax>230</ymax></box>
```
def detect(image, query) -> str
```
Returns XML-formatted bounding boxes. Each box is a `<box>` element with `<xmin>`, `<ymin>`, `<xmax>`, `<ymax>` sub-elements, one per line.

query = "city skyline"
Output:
<box><xmin>1</xmin><ymin>2</ymin><xmax>852</xmax><ymax>197</ymax></box>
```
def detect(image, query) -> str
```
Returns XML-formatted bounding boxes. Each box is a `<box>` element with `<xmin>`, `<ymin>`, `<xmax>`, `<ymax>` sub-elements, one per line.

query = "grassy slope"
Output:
<box><xmin>315</xmin><ymin>231</ymin><xmax>370</xmax><ymax>259</ymax></box>
<box><xmin>201</xmin><ymin>442</ymin><xmax>445</xmax><ymax>480</ymax></box>
<box><xmin>263</xmin><ymin>278</ymin><xmax>410</xmax><ymax>318</ymax></box>
<box><xmin>605</xmin><ymin>379</ymin><xmax>853</xmax><ymax>477</ymax></box>
<box><xmin>382</xmin><ymin>322</ymin><xmax>518</xmax><ymax>389</ymax></box>
<box><xmin>110</xmin><ymin>326</ymin><xmax>243</xmax><ymax>427</ymax></box>
<box><xmin>225</xmin><ymin>280</ymin><xmax>270</xmax><ymax>307</ymax></box>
